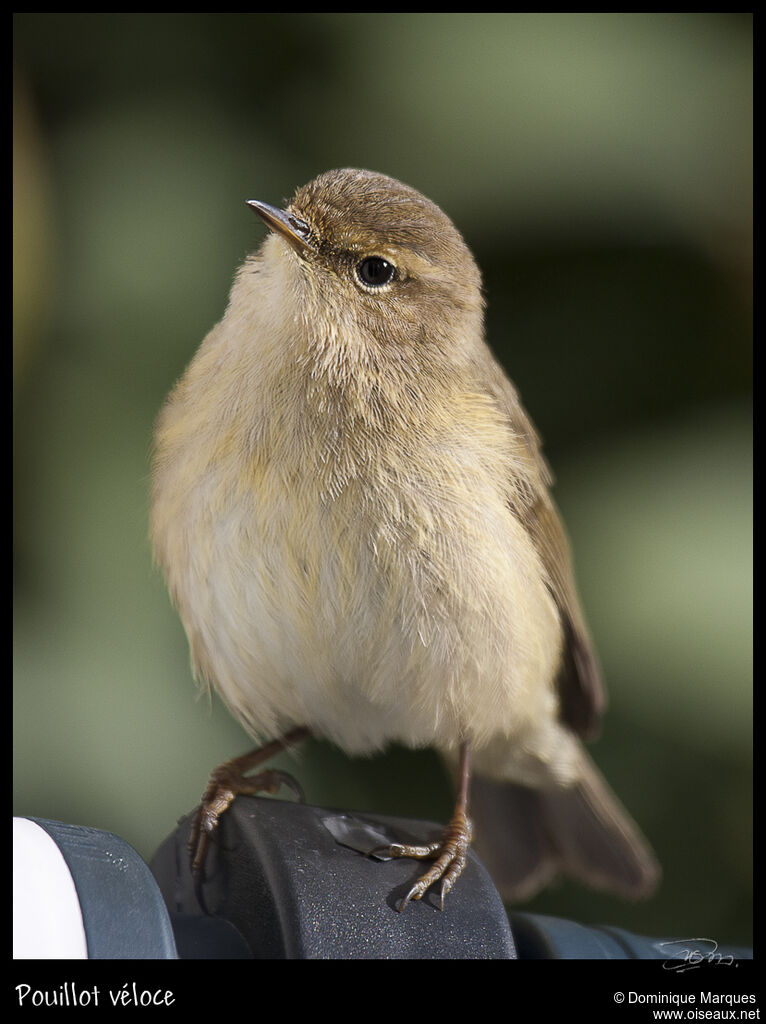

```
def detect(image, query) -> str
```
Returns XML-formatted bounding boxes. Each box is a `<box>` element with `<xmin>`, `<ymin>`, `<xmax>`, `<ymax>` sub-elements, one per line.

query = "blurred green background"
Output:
<box><xmin>14</xmin><ymin>14</ymin><xmax>751</xmax><ymax>948</ymax></box>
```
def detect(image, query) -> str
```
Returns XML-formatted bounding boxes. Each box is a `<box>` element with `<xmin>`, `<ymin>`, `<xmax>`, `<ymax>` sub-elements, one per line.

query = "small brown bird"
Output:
<box><xmin>150</xmin><ymin>168</ymin><xmax>659</xmax><ymax>909</ymax></box>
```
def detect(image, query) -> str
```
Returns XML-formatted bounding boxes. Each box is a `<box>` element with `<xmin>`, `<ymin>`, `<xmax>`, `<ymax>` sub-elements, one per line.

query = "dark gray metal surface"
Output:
<box><xmin>150</xmin><ymin>796</ymin><xmax>517</xmax><ymax>960</ymax></box>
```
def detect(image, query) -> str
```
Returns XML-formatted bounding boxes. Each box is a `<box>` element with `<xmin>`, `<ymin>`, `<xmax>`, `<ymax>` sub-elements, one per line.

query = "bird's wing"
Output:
<box><xmin>477</xmin><ymin>349</ymin><xmax>606</xmax><ymax>739</ymax></box>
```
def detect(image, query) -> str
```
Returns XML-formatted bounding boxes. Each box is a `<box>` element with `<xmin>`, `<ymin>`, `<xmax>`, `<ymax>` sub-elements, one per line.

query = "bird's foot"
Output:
<box><xmin>187</xmin><ymin>728</ymin><xmax>309</xmax><ymax>884</ymax></box>
<box><xmin>189</xmin><ymin>763</ymin><xmax>303</xmax><ymax>876</ymax></box>
<box><xmin>372</xmin><ymin>811</ymin><xmax>473</xmax><ymax>911</ymax></box>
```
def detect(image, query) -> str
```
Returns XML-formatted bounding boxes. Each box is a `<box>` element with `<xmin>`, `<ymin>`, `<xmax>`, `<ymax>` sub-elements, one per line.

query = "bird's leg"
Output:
<box><xmin>189</xmin><ymin>726</ymin><xmax>309</xmax><ymax>877</ymax></box>
<box><xmin>375</xmin><ymin>740</ymin><xmax>473</xmax><ymax>911</ymax></box>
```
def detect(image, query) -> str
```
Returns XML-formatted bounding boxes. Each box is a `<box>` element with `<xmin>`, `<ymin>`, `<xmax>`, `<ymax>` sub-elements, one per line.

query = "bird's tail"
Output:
<box><xmin>470</xmin><ymin>752</ymin><xmax>661</xmax><ymax>903</ymax></box>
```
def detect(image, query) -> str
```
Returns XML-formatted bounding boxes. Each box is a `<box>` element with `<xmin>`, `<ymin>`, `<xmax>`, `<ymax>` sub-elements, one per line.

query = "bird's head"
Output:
<box><xmin>242</xmin><ymin>168</ymin><xmax>485</xmax><ymax>363</ymax></box>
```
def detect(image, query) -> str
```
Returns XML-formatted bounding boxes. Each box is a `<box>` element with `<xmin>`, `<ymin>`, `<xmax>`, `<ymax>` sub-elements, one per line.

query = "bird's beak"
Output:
<box><xmin>247</xmin><ymin>200</ymin><xmax>313</xmax><ymax>254</ymax></box>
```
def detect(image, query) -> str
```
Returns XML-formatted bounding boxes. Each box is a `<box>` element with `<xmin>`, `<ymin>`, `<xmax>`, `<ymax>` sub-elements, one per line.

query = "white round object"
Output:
<box><xmin>13</xmin><ymin>817</ymin><xmax>88</xmax><ymax>959</ymax></box>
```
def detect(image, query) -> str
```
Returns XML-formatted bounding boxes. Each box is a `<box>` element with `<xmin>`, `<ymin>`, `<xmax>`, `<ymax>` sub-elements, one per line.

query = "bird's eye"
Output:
<box><xmin>356</xmin><ymin>257</ymin><xmax>395</xmax><ymax>288</ymax></box>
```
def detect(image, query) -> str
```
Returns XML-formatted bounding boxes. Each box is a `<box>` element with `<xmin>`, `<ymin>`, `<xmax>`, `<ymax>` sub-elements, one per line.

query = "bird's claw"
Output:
<box><xmin>370</xmin><ymin>814</ymin><xmax>473</xmax><ymax>911</ymax></box>
<box><xmin>188</xmin><ymin>766</ymin><xmax>304</xmax><ymax>877</ymax></box>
